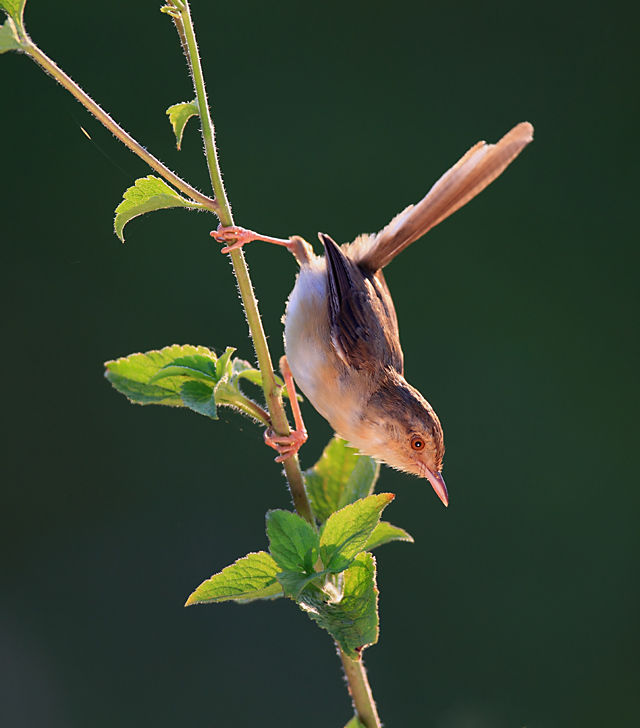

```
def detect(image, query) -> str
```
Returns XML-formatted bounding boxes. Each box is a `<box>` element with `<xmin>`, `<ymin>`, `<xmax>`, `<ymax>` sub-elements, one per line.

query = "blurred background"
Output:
<box><xmin>1</xmin><ymin>1</ymin><xmax>638</xmax><ymax>726</ymax></box>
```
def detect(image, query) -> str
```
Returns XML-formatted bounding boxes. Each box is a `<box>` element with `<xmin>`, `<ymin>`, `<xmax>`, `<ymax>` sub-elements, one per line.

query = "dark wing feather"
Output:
<box><xmin>354</xmin><ymin>121</ymin><xmax>534</xmax><ymax>271</ymax></box>
<box><xmin>321</xmin><ymin>233</ymin><xmax>403</xmax><ymax>374</ymax></box>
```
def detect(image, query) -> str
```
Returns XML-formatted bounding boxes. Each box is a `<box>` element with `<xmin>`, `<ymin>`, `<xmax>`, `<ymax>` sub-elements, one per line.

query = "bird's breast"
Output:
<box><xmin>283</xmin><ymin>259</ymin><xmax>366</xmax><ymax>439</ymax></box>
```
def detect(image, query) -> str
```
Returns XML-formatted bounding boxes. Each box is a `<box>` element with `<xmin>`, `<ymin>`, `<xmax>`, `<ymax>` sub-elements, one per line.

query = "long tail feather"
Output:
<box><xmin>354</xmin><ymin>122</ymin><xmax>534</xmax><ymax>271</ymax></box>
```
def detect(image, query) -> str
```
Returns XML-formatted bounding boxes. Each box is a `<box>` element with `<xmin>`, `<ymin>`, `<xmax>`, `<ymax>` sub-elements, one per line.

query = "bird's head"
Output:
<box><xmin>349</xmin><ymin>369</ymin><xmax>448</xmax><ymax>505</ymax></box>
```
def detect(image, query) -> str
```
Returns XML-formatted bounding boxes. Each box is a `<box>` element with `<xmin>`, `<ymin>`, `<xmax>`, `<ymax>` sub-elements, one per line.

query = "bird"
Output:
<box><xmin>212</xmin><ymin>122</ymin><xmax>534</xmax><ymax>506</ymax></box>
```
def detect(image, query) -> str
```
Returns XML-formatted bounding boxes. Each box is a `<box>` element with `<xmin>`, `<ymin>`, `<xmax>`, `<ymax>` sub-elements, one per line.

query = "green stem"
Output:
<box><xmin>339</xmin><ymin>648</ymin><xmax>382</xmax><ymax>728</ymax></box>
<box><xmin>19</xmin><ymin>38</ymin><xmax>219</xmax><ymax>212</ymax></box>
<box><xmin>174</xmin><ymin>2</ymin><xmax>314</xmax><ymax>526</ymax></box>
<box><xmin>176</xmin><ymin>2</ymin><xmax>231</xmax><ymax>222</ymax></box>
<box><xmin>224</xmin><ymin>396</ymin><xmax>271</xmax><ymax>427</ymax></box>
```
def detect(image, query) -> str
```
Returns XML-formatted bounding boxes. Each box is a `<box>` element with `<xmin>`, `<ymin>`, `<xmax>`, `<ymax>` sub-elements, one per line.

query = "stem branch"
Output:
<box><xmin>174</xmin><ymin>2</ymin><xmax>314</xmax><ymax>526</ymax></box>
<box><xmin>339</xmin><ymin>648</ymin><xmax>382</xmax><ymax>728</ymax></box>
<box><xmin>21</xmin><ymin>39</ymin><xmax>219</xmax><ymax>211</ymax></box>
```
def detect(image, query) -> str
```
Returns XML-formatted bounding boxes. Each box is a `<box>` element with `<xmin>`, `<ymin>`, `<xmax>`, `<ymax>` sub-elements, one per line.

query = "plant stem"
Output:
<box><xmin>19</xmin><ymin>39</ymin><xmax>219</xmax><ymax>212</ymax></box>
<box><xmin>174</xmin><ymin>2</ymin><xmax>315</xmax><ymax>526</ymax></box>
<box><xmin>339</xmin><ymin>648</ymin><xmax>382</xmax><ymax>728</ymax></box>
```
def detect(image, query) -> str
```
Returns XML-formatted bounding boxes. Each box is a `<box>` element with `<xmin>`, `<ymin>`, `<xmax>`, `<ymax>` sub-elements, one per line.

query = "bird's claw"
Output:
<box><xmin>264</xmin><ymin>427</ymin><xmax>308</xmax><ymax>463</ymax></box>
<box><xmin>210</xmin><ymin>225</ymin><xmax>258</xmax><ymax>253</ymax></box>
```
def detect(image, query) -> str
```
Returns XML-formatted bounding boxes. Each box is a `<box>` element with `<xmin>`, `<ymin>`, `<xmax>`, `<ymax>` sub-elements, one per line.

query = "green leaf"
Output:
<box><xmin>180</xmin><ymin>380</ymin><xmax>217</xmax><ymax>419</ymax></box>
<box><xmin>104</xmin><ymin>344</ymin><xmax>218</xmax><ymax>406</ymax></box>
<box><xmin>114</xmin><ymin>175</ymin><xmax>197</xmax><ymax>242</ymax></box>
<box><xmin>364</xmin><ymin>521</ymin><xmax>414</xmax><ymax>551</ymax></box>
<box><xmin>276</xmin><ymin>570</ymin><xmax>325</xmax><ymax>600</ymax></box>
<box><xmin>305</xmin><ymin>436</ymin><xmax>380</xmax><ymax>522</ymax></box>
<box><xmin>344</xmin><ymin>717</ymin><xmax>366</xmax><ymax>728</ymax></box>
<box><xmin>232</xmin><ymin>364</ymin><xmax>294</xmax><ymax>399</ymax></box>
<box><xmin>186</xmin><ymin>552</ymin><xmax>283</xmax><ymax>605</ymax></box>
<box><xmin>105</xmin><ymin>344</ymin><xmax>270</xmax><ymax>424</ymax></box>
<box><xmin>0</xmin><ymin>0</ymin><xmax>26</xmax><ymax>24</ymax></box>
<box><xmin>0</xmin><ymin>16</ymin><xmax>20</xmax><ymax>52</ymax></box>
<box><xmin>266</xmin><ymin>510</ymin><xmax>319</xmax><ymax>574</ymax></box>
<box><xmin>148</xmin><ymin>355</ymin><xmax>219</xmax><ymax>385</ymax></box>
<box><xmin>298</xmin><ymin>552</ymin><xmax>379</xmax><ymax>660</ymax></box>
<box><xmin>215</xmin><ymin>346</ymin><xmax>236</xmax><ymax>380</ymax></box>
<box><xmin>338</xmin><ymin>455</ymin><xmax>380</xmax><ymax>511</ymax></box>
<box><xmin>320</xmin><ymin>493</ymin><xmax>394</xmax><ymax>573</ymax></box>
<box><xmin>166</xmin><ymin>100</ymin><xmax>199</xmax><ymax>150</ymax></box>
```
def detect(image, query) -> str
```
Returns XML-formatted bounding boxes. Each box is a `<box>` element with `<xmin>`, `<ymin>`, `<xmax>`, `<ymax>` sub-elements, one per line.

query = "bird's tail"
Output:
<box><xmin>352</xmin><ymin>121</ymin><xmax>534</xmax><ymax>271</ymax></box>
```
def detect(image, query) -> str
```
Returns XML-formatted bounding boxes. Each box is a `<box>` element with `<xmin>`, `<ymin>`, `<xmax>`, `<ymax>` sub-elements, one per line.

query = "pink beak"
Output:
<box><xmin>426</xmin><ymin>469</ymin><xmax>449</xmax><ymax>507</ymax></box>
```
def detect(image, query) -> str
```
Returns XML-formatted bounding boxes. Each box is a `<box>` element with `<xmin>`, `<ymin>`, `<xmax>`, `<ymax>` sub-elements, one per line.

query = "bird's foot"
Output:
<box><xmin>264</xmin><ymin>427</ymin><xmax>308</xmax><ymax>463</ymax></box>
<box><xmin>211</xmin><ymin>224</ymin><xmax>292</xmax><ymax>254</ymax></box>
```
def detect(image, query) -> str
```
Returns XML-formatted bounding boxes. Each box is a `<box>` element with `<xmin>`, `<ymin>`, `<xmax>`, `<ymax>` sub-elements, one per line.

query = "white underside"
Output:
<box><xmin>283</xmin><ymin>258</ymin><xmax>365</xmax><ymax>441</ymax></box>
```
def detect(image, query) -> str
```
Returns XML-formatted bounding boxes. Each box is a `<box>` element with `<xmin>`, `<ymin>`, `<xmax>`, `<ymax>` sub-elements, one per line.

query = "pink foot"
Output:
<box><xmin>264</xmin><ymin>427</ymin><xmax>308</xmax><ymax>463</ymax></box>
<box><xmin>210</xmin><ymin>225</ymin><xmax>292</xmax><ymax>254</ymax></box>
<box><xmin>210</xmin><ymin>225</ymin><xmax>258</xmax><ymax>253</ymax></box>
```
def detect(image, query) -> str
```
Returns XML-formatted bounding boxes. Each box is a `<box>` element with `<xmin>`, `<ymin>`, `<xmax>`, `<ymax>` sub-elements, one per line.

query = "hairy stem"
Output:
<box><xmin>174</xmin><ymin>2</ymin><xmax>314</xmax><ymax>525</ymax></box>
<box><xmin>20</xmin><ymin>39</ymin><xmax>218</xmax><ymax>212</ymax></box>
<box><xmin>339</xmin><ymin>648</ymin><xmax>382</xmax><ymax>728</ymax></box>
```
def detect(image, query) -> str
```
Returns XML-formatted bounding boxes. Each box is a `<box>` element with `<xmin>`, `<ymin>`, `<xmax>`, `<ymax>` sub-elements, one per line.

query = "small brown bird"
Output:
<box><xmin>213</xmin><ymin>122</ymin><xmax>533</xmax><ymax>505</ymax></box>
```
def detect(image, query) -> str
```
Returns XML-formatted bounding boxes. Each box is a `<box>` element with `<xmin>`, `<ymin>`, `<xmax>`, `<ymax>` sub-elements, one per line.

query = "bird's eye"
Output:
<box><xmin>410</xmin><ymin>435</ymin><xmax>425</xmax><ymax>451</ymax></box>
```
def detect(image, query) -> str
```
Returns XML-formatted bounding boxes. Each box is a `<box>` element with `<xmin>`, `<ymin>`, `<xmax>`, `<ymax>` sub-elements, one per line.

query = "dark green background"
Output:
<box><xmin>1</xmin><ymin>1</ymin><xmax>638</xmax><ymax>726</ymax></box>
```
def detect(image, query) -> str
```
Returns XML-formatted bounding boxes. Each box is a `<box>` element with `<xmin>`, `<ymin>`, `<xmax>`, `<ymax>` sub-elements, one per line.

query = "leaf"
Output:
<box><xmin>266</xmin><ymin>510</ymin><xmax>319</xmax><ymax>574</ymax></box>
<box><xmin>180</xmin><ymin>380</ymin><xmax>217</xmax><ymax>419</ymax></box>
<box><xmin>148</xmin><ymin>355</ymin><xmax>219</xmax><ymax>385</ymax></box>
<box><xmin>0</xmin><ymin>0</ymin><xmax>26</xmax><ymax>24</ymax></box>
<box><xmin>364</xmin><ymin>521</ymin><xmax>414</xmax><ymax>551</ymax></box>
<box><xmin>298</xmin><ymin>552</ymin><xmax>379</xmax><ymax>660</ymax></box>
<box><xmin>166</xmin><ymin>100</ymin><xmax>199</xmax><ymax>150</ymax></box>
<box><xmin>186</xmin><ymin>552</ymin><xmax>283</xmax><ymax>605</ymax></box>
<box><xmin>337</xmin><ymin>455</ymin><xmax>380</xmax><ymax>511</ymax></box>
<box><xmin>215</xmin><ymin>346</ymin><xmax>236</xmax><ymax>380</ymax></box>
<box><xmin>114</xmin><ymin>175</ymin><xmax>197</xmax><ymax>241</ymax></box>
<box><xmin>233</xmin><ymin>364</ymin><xmax>294</xmax><ymax>399</ymax></box>
<box><xmin>344</xmin><ymin>717</ymin><xmax>366</xmax><ymax>728</ymax></box>
<box><xmin>276</xmin><ymin>570</ymin><xmax>325</xmax><ymax>600</ymax></box>
<box><xmin>0</xmin><ymin>16</ymin><xmax>20</xmax><ymax>52</ymax></box>
<box><xmin>305</xmin><ymin>436</ymin><xmax>380</xmax><ymax>523</ymax></box>
<box><xmin>105</xmin><ymin>344</ymin><xmax>218</xmax><ymax>406</ymax></box>
<box><xmin>320</xmin><ymin>493</ymin><xmax>394</xmax><ymax>573</ymax></box>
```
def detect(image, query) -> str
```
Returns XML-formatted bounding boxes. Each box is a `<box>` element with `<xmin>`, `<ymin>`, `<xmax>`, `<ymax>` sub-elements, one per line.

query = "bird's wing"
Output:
<box><xmin>321</xmin><ymin>233</ymin><xmax>404</xmax><ymax>373</ymax></box>
<box><xmin>353</xmin><ymin>121</ymin><xmax>534</xmax><ymax>271</ymax></box>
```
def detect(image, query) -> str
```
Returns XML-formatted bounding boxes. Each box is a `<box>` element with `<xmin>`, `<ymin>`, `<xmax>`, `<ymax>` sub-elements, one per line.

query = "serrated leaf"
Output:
<box><xmin>104</xmin><ymin>344</ymin><xmax>217</xmax><ymax>405</ymax></box>
<box><xmin>231</xmin><ymin>358</ymin><xmax>255</xmax><ymax>377</ymax></box>
<box><xmin>305</xmin><ymin>436</ymin><xmax>379</xmax><ymax>522</ymax></box>
<box><xmin>186</xmin><ymin>552</ymin><xmax>283</xmax><ymax>605</ymax></box>
<box><xmin>364</xmin><ymin>521</ymin><xmax>414</xmax><ymax>551</ymax></box>
<box><xmin>0</xmin><ymin>16</ymin><xmax>20</xmax><ymax>52</ymax></box>
<box><xmin>320</xmin><ymin>493</ymin><xmax>394</xmax><ymax>573</ymax></box>
<box><xmin>148</xmin><ymin>355</ymin><xmax>219</xmax><ymax>385</ymax></box>
<box><xmin>166</xmin><ymin>100</ymin><xmax>199</xmax><ymax>150</ymax></box>
<box><xmin>0</xmin><ymin>0</ymin><xmax>25</xmax><ymax>24</ymax></box>
<box><xmin>180</xmin><ymin>380</ymin><xmax>217</xmax><ymax>419</ymax></box>
<box><xmin>298</xmin><ymin>552</ymin><xmax>378</xmax><ymax>659</ymax></box>
<box><xmin>114</xmin><ymin>175</ymin><xmax>197</xmax><ymax>241</ymax></box>
<box><xmin>104</xmin><ymin>371</ymin><xmax>184</xmax><ymax>406</ymax></box>
<box><xmin>266</xmin><ymin>510</ymin><xmax>319</xmax><ymax>574</ymax></box>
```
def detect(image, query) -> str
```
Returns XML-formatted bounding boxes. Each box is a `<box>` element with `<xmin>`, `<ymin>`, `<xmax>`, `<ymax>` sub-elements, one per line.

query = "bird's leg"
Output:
<box><xmin>264</xmin><ymin>356</ymin><xmax>308</xmax><ymax>463</ymax></box>
<box><xmin>211</xmin><ymin>224</ymin><xmax>293</xmax><ymax>254</ymax></box>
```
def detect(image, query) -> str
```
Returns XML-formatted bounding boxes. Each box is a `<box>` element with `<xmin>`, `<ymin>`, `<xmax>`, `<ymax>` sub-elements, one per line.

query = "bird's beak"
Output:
<box><xmin>426</xmin><ymin>469</ymin><xmax>449</xmax><ymax>507</ymax></box>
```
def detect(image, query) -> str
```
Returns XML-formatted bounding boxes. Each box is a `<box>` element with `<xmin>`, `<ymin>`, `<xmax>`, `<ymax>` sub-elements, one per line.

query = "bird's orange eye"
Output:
<box><xmin>410</xmin><ymin>435</ymin><xmax>425</xmax><ymax>451</ymax></box>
